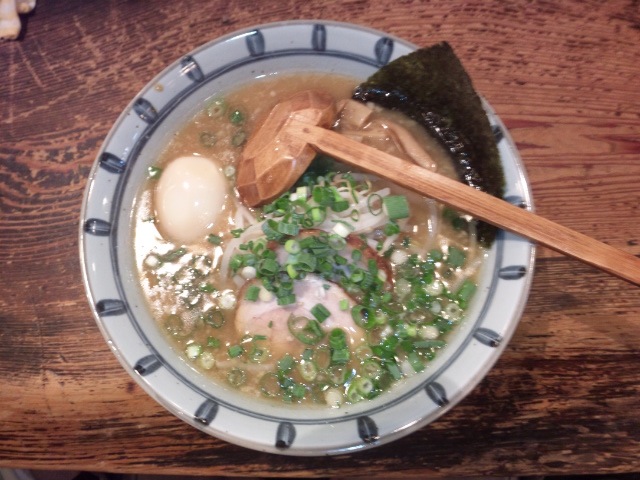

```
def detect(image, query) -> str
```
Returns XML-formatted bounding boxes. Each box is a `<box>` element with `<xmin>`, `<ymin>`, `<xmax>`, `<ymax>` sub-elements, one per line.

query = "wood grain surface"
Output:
<box><xmin>1</xmin><ymin>0</ymin><xmax>639</xmax><ymax>477</ymax></box>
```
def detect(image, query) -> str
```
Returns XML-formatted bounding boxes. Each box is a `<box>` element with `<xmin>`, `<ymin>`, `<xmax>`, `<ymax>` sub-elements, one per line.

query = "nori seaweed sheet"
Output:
<box><xmin>352</xmin><ymin>41</ymin><xmax>505</xmax><ymax>246</ymax></box>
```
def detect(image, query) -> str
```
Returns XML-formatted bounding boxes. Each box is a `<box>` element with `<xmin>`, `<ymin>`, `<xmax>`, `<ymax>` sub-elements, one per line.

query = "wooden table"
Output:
<box><xmin>1</xmin><ymin>0</ymin><xmax>639</xmax><ymax>476</ymax></box>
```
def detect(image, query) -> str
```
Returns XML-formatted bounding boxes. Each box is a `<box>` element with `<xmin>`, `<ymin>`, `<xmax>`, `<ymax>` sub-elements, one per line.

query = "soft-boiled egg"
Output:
<box><xmin>154</xmin><ymin>155</ymin><xmax>227</xmax><ymax>245</ymax></box>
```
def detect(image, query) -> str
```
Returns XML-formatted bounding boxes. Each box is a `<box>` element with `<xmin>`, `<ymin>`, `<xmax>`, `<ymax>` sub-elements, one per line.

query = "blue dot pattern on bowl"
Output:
<box><xmin>473</xmin><ymin>328</ymin><xmax>503</xmax><ymax>348</ymax></box>
<box><xmin>357</xmin><ymin>416</ymin><xmax>379</xmax><ymax>444</ymax></box>
<box><xmin>134</xmin><ymin>354</ymin><xmax>162</xmax><ymax>376</ymax></box>
<box><xmin>425</xmin><ymin>382</ymin><xmax>449</xmax><ymax>407</ymax></box>
<box><xmin>98</xmin><ymin>152</ymin><xmax>127</xmax><ymax>174</ymax></box>
<box><xmin>195</xmin><ymin>399</ymin><xmax>219</xmax><ymax>426</ymax></box>
<box><xmin>95</xmin><ymin>299</ymin><xmax>126</xmax><ymax>317</ymax></box>
<box><xmin>84</xmin><ymin>218</ymin><xmax>111</xmax><ymax>236</ymax></box>
<box><xmin>180</xmin><ymin>55</ymin><xmax>204</xmax><ymax>83</ymax></box>
<box><xmin>133</xmin><ymin>98</ymin><xmax>159</xmax><ymax>124</ymax></box>
<box><xmin>276</xmin><ymin>421</ymin><xmax>296</xmax><ymax>449</ymax></box>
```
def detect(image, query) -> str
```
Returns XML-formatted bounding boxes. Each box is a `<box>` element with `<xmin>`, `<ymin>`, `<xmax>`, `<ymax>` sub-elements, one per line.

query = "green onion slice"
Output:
<box><xmin>367</xmin><ymin>193</ymin><xmax>383</xmax><ymax>215</ymax></box>
<box><xmin>259</xmin><ymin>372</ymin><xmax>281</xmax><ymax>397</ymax></box>
<box><xmin>290</xmin><ymin>383</ymin><xmax>307</xmax><ymax>399</ymax></box>
<box><xmin>313</xmin><ymin>346</ymin><xmax>332</xmax><ymax>370</ymax></box>
<box><xmin>446</xmin><ymin>246</ymin><xmax>466</xmax><ymax>268</ymax></box>
<box><xmin>331</xmin><ymin>348</ymin><xmax>350</xmax><ymax>365</ymax></box>
<box><xmin>361</xmin><ymin>359</ymin><xmax>384</xmax><ymax>379</ymax></box>
<box><xmin>310</xmin><ymin>303</ymin><xmax>331</xmax><ymax>323</ymax></box>
<box><xmin>277</xmin><ymin>294</ymin><xmax>296</xmax><ymax>306</ymax></box>
<box><xmin>456</xmin><ymin>279</ymin><xmax>477</xmax><ymax>308</ymax></box>
<box><xmin>383</xmin><ymin>195</ymin><xmax>410</xmax><ymax>220</ymax></box>
<box><xmin>244</xmin><ymin>285</ymin><xmax>260</xmax><ymax>301</ymax></box>
<box><xmin>201</xmin><ymin>310</ymin><xmax>225</xmax><ymax>328</ymax></box>
<box><xmin>158</xmin><ymin>247</ymin><xmax>187</xmax><ymax>263</ymax></box>
<box><xmin>206</xmin><ymin>98</ymin><xmax>227</xmax><ymax>117</ymax></box>
<box><xmin>413</xmin><ymin>339</ymin><xmax>446</xmax><ymax>349</ymax></box>
<box><xmin>230</xmin><ymin>228</ymin><xmax>245</xmax><ymax>238</ymax></box>
<box><xmin>277</xmin><ymin>221</ymin><xmax>300</xmax><ymax>236</ymax></box>
<box><xmin>207</xmin><ymin>234</ymin><xmax>222</xmax><ymax>245</ymax></box>
<box><xmin>287</xmin><ymin>315</ymin><xmax>325</xmax><ymax>345</ymax></box>
<box><xmin>327</xmin><ymin>365</ymin><xmax>351</xmax><ymax>385</ymax></box>
<box><xmin>352</xmin><ymin>376</ymin><xmax>375</xmax><ymax>397</ymax></box>
<box><xmin>284</xmin><ymin>239</ymin><xmax>301</xmax><ymax>254</ymax></box>
<box><xmin>407</xmin><ymin>352</ymin><xmax>425</xmax><ymax>372</ymax></box>
<box><xmin>386</xmin><ymin>362</ymin><xmax>403</xmax><ymax>380</ymax></box>
<box><xmin>309</xmin><ymin>206</ymin><xmax>326</xmax><ymax>225</ymax></box>
<box><xmin>227</xmin><ymin>368</ymin><xmax>247</xmax><ymax>387</ymax></box>
<box><xmin>328</xmin><ymin>234</ymin><xmax>347</xmax><ymax>251</ymax></box>
<box><xmin>199</xmin><ymin>132</ymin><xmax>216</xmax><ymax>147</ymax></box>
<box><xmin>248</xmin><ymin>344</ymin><xmax>269</xmax><ymax>363</ymax></box>
<box><xmin>147</xmin><ymin>165</ymin><xmax>162</xmax><ymax>179</ymax></box>
<box><xmin>229</xmin><ymin>109</ymin><xmax>244</xmax><ymax>125</ymax></box>
<box><xmin>278</xmin><ymin>354</ymin><xmax>295</xmax><ymax>372</ymax></box>
<box><xmin>297</xmin><ymin>360</ymin><xmax>318</xmax><ymax>381</ymax></box>
<box><xmin>228</xmin><ymin>345</ymin><xmax>244</xmax><ymax>358</ymax></box>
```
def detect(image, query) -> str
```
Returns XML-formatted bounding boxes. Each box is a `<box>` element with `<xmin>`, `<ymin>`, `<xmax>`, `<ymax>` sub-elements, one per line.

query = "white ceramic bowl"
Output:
<box><xmin>79</xmin><ymin>20</ymin><xmax>535</xmax><ymax>455</ymax></box>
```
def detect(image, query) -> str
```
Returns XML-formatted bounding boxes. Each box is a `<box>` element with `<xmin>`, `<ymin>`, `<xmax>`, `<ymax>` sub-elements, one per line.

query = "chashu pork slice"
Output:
<box><xmin>235</xmin><ymin>274</ymin><xmax>365</xmax><ymax>357</ymax></box>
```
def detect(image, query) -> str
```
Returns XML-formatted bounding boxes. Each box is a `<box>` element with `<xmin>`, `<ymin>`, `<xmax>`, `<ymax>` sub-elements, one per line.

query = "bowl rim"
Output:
<box><xmin>79</xmin><ymin>19</ymin><xmax>536</xmax><ymax>455</ymax></box>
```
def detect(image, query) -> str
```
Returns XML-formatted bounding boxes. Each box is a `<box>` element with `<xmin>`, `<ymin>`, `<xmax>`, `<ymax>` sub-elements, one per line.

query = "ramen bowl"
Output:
<box><xmin>79</xmin><ymin>20</ymin><xmax>535</xmax><ymax>455</ymax></box>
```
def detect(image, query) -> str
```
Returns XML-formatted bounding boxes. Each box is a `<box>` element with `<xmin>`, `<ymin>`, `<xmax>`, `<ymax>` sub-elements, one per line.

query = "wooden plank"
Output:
<box><xmin>0</xmin><ymin>0</ymin><xmax>639</xmax><ymax>475</ymax></box>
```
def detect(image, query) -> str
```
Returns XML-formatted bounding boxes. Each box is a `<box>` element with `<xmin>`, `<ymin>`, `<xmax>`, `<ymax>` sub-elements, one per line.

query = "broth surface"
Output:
<box><xmin>133</xmin><ymin>73</ymin><xmax>486</xmax><ymax>407</ymax></box>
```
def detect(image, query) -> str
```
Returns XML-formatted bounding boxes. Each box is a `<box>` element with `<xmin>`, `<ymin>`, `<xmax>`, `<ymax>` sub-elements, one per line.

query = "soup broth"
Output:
<box><xmin>133</xmin><ymin>73</ymin><xmax>486</xmax><ymax>407</ymax></box>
